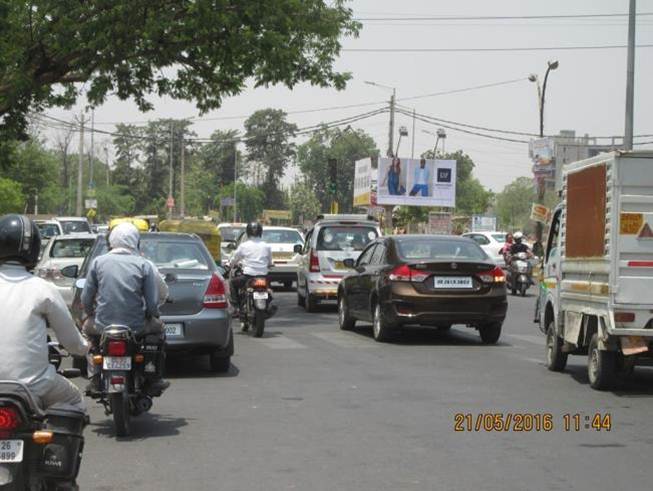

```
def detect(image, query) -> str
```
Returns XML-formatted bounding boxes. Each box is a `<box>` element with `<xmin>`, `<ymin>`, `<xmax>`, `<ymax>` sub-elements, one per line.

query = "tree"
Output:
<box><xmin>296</xmin><ymin>126</ymin><xmax>378</xmax><ymax>213</ymax></box>
<box><xmin>0</xmin><ymin>1</ymin><xmax>359</xmax><ymax>140</ymax></box>
<box><xmin>0</xmin><ymin>178</ymin><xmax>25</xmax><ymax>213</ymax></box>
<box><xmin>289</xmin><ymin>181</ymin><xmax>321</xmax><ymax>223</ymax></box>
<box><xmin>53</xmin><ymin>128</ymin><xmax>75</xmax><ymax>214</ymax></box>
<box><xmin>244</xmin><ymin>109</ymin><xmax>297</xmax><ymax>208</ymax></box>
<box><xmin>216</xmin><ymin>183</ymin><xmax>264</xmax><ymax>222</ymax></box>
<box><xmin>495</xmin><ymin>177</ymin><xmax>536</xmax><ymax>232</ymax></box>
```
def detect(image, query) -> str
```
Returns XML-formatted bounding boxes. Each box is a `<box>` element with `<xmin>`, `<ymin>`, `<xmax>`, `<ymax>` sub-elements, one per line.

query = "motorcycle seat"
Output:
<box><xmin>0</xmin><ymin>380</ymin><xmax>46</xmax><ymax>419</ymax></box>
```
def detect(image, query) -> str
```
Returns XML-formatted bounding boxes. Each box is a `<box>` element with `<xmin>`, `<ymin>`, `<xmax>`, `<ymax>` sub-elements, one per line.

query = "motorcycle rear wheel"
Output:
<box><xmin>110</xmin><ymin>393</ymin><xmax>131</xmax><ymax>437</ymax></box>
<box><xmin>254</xmin><ymin>311</ymin><xmax>265</xmax><ymax>338</ymax></box>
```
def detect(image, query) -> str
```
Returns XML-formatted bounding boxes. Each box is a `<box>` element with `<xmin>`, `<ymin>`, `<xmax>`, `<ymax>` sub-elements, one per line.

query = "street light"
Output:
<box><xmin>364</xmin><ymin>80</ymin><xmax>397</xmax><ymax>157</ymax></box>
<box><xmin>395</xmin><ymin>126</ymin><xmax>408</xmax><ymax>157</ymax></box>
<box><xmin>422</xmin><ymin>128</ymin><xmax>447</xmax><ymax>157</ymax></box>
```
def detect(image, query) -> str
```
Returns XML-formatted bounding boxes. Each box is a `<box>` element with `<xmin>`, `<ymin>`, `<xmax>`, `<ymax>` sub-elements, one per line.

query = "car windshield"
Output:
<box><xmin>317</xmin><ymin>226</ymin><xmax>378</xmax><ymax>251</ymax></box>
<box><xmin>262</xmin><ymin>229</ymin><xmax>303</xmax><ymax>244</ymax></box>
<box><xmin>50</xmin><ymin>238</ymin><xmax>95</xmax><ymax>258</ymax></box>
<box><xmin>59</xmin><ymin>220</ymin><xmax>91</xmax><ymax>234</ymax></box>
<box><xmin>37</xmin><ymin>223</ymin><xmax>60</xmax><ymax>238</ymax></box>
<box><xmin>397</xmin><ymin>238</ymin><xmax>488</xmax><ymax>261</ymax></box>
<box><xmin>220</xmin><ymin>226</ymin><xmax>245</xmax><ymax>242</ymax></box>
<box><xmin>140</xmin><ymin>239</ymin><xmax>210</xmax><ymax>270</ymax></box>
<box><xmin>492</xmin><ymin>233</ymin><xmax>507</xmax><ymax>243</ymax></box>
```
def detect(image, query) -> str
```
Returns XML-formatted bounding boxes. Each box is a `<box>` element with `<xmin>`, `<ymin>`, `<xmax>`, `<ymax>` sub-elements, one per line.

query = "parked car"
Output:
<box><xmin>55</xmin><ymin>216</ymin><xmax>92</xmax><ymax>234</ymax></box>
<box><xmin>337</xmin><ymin>235</ymin><xmax>507</xmax><ymax>343</ymax></box>
<box><xmin>217</xmin><ymin>223</ymin><xmax>246</xmax><ymax>267</ymax></box>
<box><xmin>35</xmin><ymin>220</ymin><xmax>64</xmax><ymax>260</ymax></box>
<box><xmin>230</xmin><ymin>226</ymin><xmax>304</xmax><ymax>288</ymax></box>
<box><xmin>462</xmin><ymin>231</ymin><xmax>508</xmax><ymax>267</ymax></box>
<box><xmin>65</xmin><ymin>232</ymin><xmax>233</xmax><ymax>373</ymax></box>
<box><xmin>36</xmin><ymin>233</ymin><xmax>96</xmax><ymax>306</ymax></box>
<box><xmin>297</xmin><ymin>215</ymin><xmax>381</xmax><ymax>312</ymax></box>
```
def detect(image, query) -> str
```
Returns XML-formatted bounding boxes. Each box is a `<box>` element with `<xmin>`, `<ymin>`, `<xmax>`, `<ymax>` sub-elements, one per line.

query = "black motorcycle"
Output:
<box><xmin>88</xmin><ymin>325</ymin><xmax>165</xmax><ymax>437</ymax></box>
<box><xmin>0</xmin><ymin>343</ymin><xmax>86</xmax><ymax>490</ymax></box>
<box><xmin>227</xmin><ymin>266</ymin><xmax>277</xmax><ymax>338</ymax></box>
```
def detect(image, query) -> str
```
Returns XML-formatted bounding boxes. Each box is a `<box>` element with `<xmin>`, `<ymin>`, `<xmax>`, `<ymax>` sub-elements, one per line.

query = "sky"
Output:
<box><xmin>39</xmin><ymin>0</ymin><xmax>653</xmax><ymax>193</ymax></box>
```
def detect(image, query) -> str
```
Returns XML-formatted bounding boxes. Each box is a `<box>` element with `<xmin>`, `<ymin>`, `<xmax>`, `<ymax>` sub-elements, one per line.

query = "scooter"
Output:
<box><xmin>0</xmin><ymin>343</ymin><xmax>86</xmax><ymax>490</ymax></box>
<box><xmin>507</xmin><ymin>252</ymin><xmax>533</xmax><ymax>296</ymax></box>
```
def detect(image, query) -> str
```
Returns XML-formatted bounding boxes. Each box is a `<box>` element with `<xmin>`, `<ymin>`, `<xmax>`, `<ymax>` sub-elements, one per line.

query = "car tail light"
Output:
<box><xmin>388</xmin><ymin>264</ymin><xmax>429</xmax><ymax>283</ymax></box>
<box><xmin>478</xmin><ymin>266</ymin><xmax>506</xmax><ymax>284</ymax></box>
<box><xmin>203</xmin><ymin>273</ymin><xmax>228</xmax><ymax>309</ymax></box>
<box><xmin>107</xmin><ymin>340</ymin><xmax>127</xmax><ymax>356</ymax></box>
<box><xmin>251</xmin><ymin>278</ymin><xmax>268</xmax><ymax>289</ymax></box>
<box><xmin>309</xmin><ymin>250</ymin><xmax>320</xmax><ymax>272</ymax></box>
<box><xmin>0</xmin><ymin>405</ymin><xmax>21</xmax><ymax>431</ymax></box>
<box><xmin>614</xmin><ymin>311</ymin><xmax>635</xmax><ymax>323</ymax></box>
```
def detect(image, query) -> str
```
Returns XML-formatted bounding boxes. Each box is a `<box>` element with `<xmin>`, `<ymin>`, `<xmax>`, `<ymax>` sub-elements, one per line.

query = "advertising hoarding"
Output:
<box><xmin>471</xmin><ymin>215</ymin><xmax>497</xmax><ymax>232</ymax></box>
<box><xmin>530</xmin><ymin>203</ymin><xmax>551</xmax><ymax>224</ymax></box>
<box><xmin>376</xmin><ymin>157</ymin><xmax>456</xmax><ymax>208</ymax></box>
<box><xmin>428</xmin><ymin>212</ymin><xmax>453</xmax><ymax>235</ymax></box>
<box><xmin>353</xmin><ymin>157</ymin><xmax>378</xmax><ymax>208</ymax></box>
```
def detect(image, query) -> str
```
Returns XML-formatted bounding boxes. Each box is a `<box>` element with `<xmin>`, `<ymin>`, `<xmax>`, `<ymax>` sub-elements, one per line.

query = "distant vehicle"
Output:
<box><xmin>35</xmin><ymin>220</ymin><xmax>63</xmax><ymax>239</ymax></box>
<box><xmin>231</xmin><ymin>226</ymin><xmax>304</xmax><ymax>289</ymax></box>
<box><xmin>36</xmin><ymin>233</ymin><xmax>96</xmax><ymax>306</ymax></box>
<box><xmin>55</xmin><ymin>216</ymin><xmax>92</xmax><ymax>235</ymax></box>
<box><xmin>338</xmin><ymin>235</ymin><xmax>507</xmax><ymax>343</ymax></box>
<box><xmin>462</xmin><ymin>231</ymin><xmax>508</xmax><ymax>267</ymax></box>
<box><xmin>95</xmin><ymin>224</ymin><xmax>109</xmax><ymax>234</ymax></box>
<box><xmin>66</xmin><ymin>232</ymin><xmax>233</xmax><ymax>373</ymax></box>
<box><xmin>540</xmin><ymin>151</ymin><xmax>653</xmax><ymax>390</ymax></box>
<box><xmin>217</xmin><ymin>223</ymin><xmax>246</xmax><ymax>267</ymax></box>
<box><xmin>297</xmin><ymin>215</ymin><xmax>381</xmax><ymax>312</ymax></box>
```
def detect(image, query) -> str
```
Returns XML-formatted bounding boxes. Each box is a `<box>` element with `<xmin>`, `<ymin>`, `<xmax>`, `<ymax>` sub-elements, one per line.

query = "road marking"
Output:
<box><xmin>311</xmin><ymin>331</ymin><xmax>377</xmax><ymax>348</ymax></box>
<box><xmin>506</xmin><ymin>334</ymin><xmax>544</xmax><ymax>345</ymax></box>
<box><xmin>257</xmin><ymin>336</ymin><xmax>307</xmax><ymax>350</ymax></box>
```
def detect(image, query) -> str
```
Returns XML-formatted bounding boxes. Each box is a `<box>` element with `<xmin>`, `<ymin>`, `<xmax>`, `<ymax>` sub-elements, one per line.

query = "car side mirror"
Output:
<box><xmin>74</xmin><ymin>278</ymin><xmax>86</xmax><ymax>290</ymax></box>
<box><xmin>225</xmin><ymin>242</ymin><xmax>236</xmax><ymax>251</ymax></box>
<box><xmin>61</xmin><ymin>265</ymin><xmax>79</xmax><ymax>278</ymax></box>
<box><xmin>343</xmin><ymin>258</ymin><xmax>356</xmax><ymax>269</ymax></box>
<box><xmin>293</xmin><ymin>244</ymin><xmax>303</xmax><ymax>254</ymax></box>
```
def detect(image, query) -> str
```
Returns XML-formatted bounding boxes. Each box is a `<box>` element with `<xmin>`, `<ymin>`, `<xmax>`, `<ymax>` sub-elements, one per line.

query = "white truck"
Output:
<box><xmin>540</xmin><ymin>150</ymin><xmax>653</xmax><ymax>390</ymax></box>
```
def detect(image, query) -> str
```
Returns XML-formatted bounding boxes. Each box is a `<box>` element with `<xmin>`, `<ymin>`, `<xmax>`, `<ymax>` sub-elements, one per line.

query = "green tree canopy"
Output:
<box><xmin>289</xmin><ymin>181</ymin><xmax>321</xmax><ymax>224</ymax></box>
<box><xmin>216</xmin><ymin>183</ymin><xmax>264</xmax><ymax>223</ymax></box>
<box><xmin>0</xmin><ymin>177</ymin><xmax>25</xmax><ymax>213</ymax></box>
<box><xmin>0</xmin><ymin>1</ymin><xmax>359</xmax><ymax>140</ymax></box>
<box><xmin>495</xmin><ymin>176</ymin><xmax>535</xmax><ymax>232</ymax></box>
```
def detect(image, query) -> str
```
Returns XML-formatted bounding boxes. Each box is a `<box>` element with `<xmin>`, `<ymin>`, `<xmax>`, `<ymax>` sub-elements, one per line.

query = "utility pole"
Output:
<box><xmin>233</xmin><ymin>142</ymin><xmax>238</xmax><ymax>222</ymax></box>
<box><xmin>105</xmin><ymin>146</ymin><xmax>110</xmax><ymax>186</ymax></box>
<box><xmin>180</xmin><ymin>137</ymin><xmax>185</xmax><ymax>217</ymax></box>
<box><xmin>168</xmin><ymin>121</ymin><xmax>174</xmax><ymax>218</ymax></box>
<box><xmin>388</xmin><ymin>89</ymin><xmax>396</xmax><ymax>157</ymax></box>
<box><xmin>89</xmin><ymin>109</ymin><xmax>94</xmax><ymax>188</ymax></box>
<box><xmin>624</xmin><ymin>0</ymin><xmax>636</xmax><ymax>150</ymax></box>
<box><xmin>76</xmin><ymin>110</ymin><xmax>85</xmax><ymax>216</ymax></box>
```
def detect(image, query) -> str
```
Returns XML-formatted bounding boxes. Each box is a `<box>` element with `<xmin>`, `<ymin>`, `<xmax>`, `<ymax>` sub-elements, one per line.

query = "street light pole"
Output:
<box><xmin>624</xmin><ymin>0</ymin><xmax>636</xmax><ymax>150</ymax></box>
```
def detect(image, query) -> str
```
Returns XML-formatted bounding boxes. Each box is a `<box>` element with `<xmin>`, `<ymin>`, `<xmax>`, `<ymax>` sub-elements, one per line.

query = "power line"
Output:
<box><xmin>343</xmin><ymin>44</ymin><xmax>653</xmax><ymax>53</ymax></box>
<box><xmin>355</xmin><ymin>12</ymin><xmax>653</xmax><ymax>21</ymax></box>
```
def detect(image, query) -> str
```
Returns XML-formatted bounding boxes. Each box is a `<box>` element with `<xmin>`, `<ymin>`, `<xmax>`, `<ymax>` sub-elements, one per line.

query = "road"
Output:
<box><xmin>76</xmin><ymin>290</ymin><xmax>653</xmax><ymax>491</ymax></box>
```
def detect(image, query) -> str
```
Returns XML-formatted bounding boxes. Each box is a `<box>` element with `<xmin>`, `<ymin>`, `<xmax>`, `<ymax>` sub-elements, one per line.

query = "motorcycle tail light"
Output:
<box><xmin>309</xmin><ymin>250</ymin><xmax>320</xmax><ymax>272</ymax></box>
<box><xmin>252</xmin><ymin>278</ymin><xmax>268</xmax><ymax>289</ymax></box>
<box><xmin>388</xmin><ymin>264</ymin><xmax>429</xmax><ymax>283</ymax></box>
<box><xmin>32</xmin><ymin>431</ymin><xmax>53</xmax><ymax>444</ymax></box>
<box><xmin>0</xmin><ymin>405</ymin><xmax>21</xmax><ymax>431</ymax></box>
<box><xmin>110</xmin><ymin>376</ymin><xmax>125</xmax><ymax>385</ymax></box>
<box><xmin>203</xmin><ymin>273</ymin><xmax>227</xmax><ymax>309</ymax></box>
<box><xmin>134</xmin><ymin>354</ymin><xmax>145</xmax><ymax>363</ymax></box>
<box><xmin>107</xmin><ymin>340</ymin><xmax>127</xmax><ymax>356</ymax></box>
<box><xmin>478</xmin><ymin>266</ymin><xmax>506</xmax><ymax>284</ymax></box>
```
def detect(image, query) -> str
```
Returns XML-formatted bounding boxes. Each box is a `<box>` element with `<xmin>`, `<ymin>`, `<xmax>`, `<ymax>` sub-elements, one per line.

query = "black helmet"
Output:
<box><xmin>246</xmin><ymin>222</ymin><xmax>263</xmax><ymax>238</ymax></box>
<box><xmin>0</xmin><ymin>214</ymin><xmax>41</xmax><ymax>269</ymax></box>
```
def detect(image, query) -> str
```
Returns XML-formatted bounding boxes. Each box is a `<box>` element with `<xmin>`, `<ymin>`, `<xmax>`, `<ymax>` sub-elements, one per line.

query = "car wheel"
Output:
<box><xmin>479</xmin><ymin>322</ymin><xmax>502</xmax><ymax>344</ymax></box>
<box><xmin>588</xmin><ymin>333</ymin><xmax>617</xmax><ymax>390</ymax></box>
<box><xmin>338</xmin><ymin>295</ymin><xmax>356</xmax><ymax>330</ymax></box>
<box><xmin>520</xmin><ymin>283</ymin><xmax>527</xmax><ymax>297</ymax></box>
<box><xmin>545</xmin><ymin>321</ymin><xmax>567</xmax><ymax>372</ymax></box>
<box><xmin>209</xmin><ymin>332</ymin><xmax>233</xmax><ymax>372</ymax></box>
<box><xmin>305</xmin><ymin>285</ymin><xmax>319</xmax><ymax>313</ymax></box>
<box><xmin>372</xmin><ymin>303</ymin><xmax>393</xmax><ymax>342</ymax></box>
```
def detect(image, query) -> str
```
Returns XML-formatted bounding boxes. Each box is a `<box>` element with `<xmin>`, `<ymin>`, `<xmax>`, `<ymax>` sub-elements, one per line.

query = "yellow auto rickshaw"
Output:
<box><xmin>158</xmin><ymin>219</ymin><xmax>221</xmax><ymax>263</ymax></box>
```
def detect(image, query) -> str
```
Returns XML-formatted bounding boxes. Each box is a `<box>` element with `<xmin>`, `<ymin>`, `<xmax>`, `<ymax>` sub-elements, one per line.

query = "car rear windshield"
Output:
<box><xmin>491</xmin><ymin>233</ymin><xmax>507</xmax><ymax>243</ymax></box>
<box><xmin>59</xmin><ymin>220</ymin><xmax>91</xmax><ymax>234</ymax></box>
<box><xmin>316</xmin><ymin>226</ymin><xmax>378</xmax><ymax>251</ymax></box>
<box><xmin>263</xmin><ymin>229</ymin><xmax>303</xmax><ymax>244</ymax></box>
<box><xmin>141</xmin><ymin>239</ymin><xmax>211</xmax><ymax>270</ymax></box>
<box><xmin>396</xmin><ymin>238</ymin><xmax>488</xmax><ymax>261</ymax></box>
<box><xmin>50</xmin><ymin>238</ymin><xmax>95</xmax><ymax>258</ymax></box>
<box><xmin>220</xmin><ymin>227</ymin><xmax>245</xmax><ymax>242</ymax></box>
<box><xmin>37</xmin><ymin>224</ymin><xmax>60</xmax><ymax>238</ymax></box>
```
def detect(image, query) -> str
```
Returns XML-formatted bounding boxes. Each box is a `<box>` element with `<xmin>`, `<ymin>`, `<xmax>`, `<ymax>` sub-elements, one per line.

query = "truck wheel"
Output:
<box><xmin>545</xmin><ymin>321</ymin><xmax>568</xmax><ymax>372</ymax></box>
<box><xmin>372</xmin><ymin>303</ymin><xmax>394</xmax><ymax>342</ymax></box>
<box><xmin>588</xmin><ymin>333</ymin><xmax>617</xmax><ymax>390</ymax></box>
<box><xmin>338</xmin><ymin>295</ymin><xmax>356</xmax><ymax>330</ymax></box>
<box><xmin>479</xmin><ymin>322</ymin><xmax>502</xmax><ymax>344</ymax></box>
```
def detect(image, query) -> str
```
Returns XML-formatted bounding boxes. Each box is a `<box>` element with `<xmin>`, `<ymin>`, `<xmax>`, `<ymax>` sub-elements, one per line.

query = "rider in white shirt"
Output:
<box><xmin>229</xmin><ymin>222</ymin><xmax>272</xmax><ymax>313</ymax></box>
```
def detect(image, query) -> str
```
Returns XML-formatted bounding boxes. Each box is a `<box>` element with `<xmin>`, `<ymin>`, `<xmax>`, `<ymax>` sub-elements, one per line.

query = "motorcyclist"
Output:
<box><xmin>229</xmin><ymin>222</ymin><xmax>272</xmax><ymax>315</ymax></box>
<box><xmin>509</xmin><ymin>232</ymin><xmax>533</xmax><ymax>258</ymax></box>
<box><xmin>0</xmin><ymin>214</ymin><xmax>88</xmax><ymax>411</ymax></box>
<box><xmin>81</xmin><ymin>222</ymin><xmax>169</xmax><ymax>395</ymax></box>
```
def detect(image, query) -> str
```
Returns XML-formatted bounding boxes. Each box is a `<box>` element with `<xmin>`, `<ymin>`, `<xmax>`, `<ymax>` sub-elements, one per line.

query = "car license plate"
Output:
<box><xmin>164</xmin><ymin>323</ymin><xmax>183</xmax><ymax>337</ymax></box>
<box><xmin>103</xmin><ymin>356</ymin><xmax>132</xmax><ymax>370</ymax></box>
<box><xmin>433</xmin><ymin>276</ymin><xmax>473</xmax><ymax>289</ymax></box>
<box><xmin>253</xmin><ymin>291</ymin><xmax>268</xmax><ymax>300</ymax></box>
<box><xmin>334</xmin><ymin>260</ymin><xmax>345</xmax><ymax>269</ymax></box>
<box><xmin>0</xmin><ymin>440</ymin><xmax>24</xmax><ymax>463</ymax></box>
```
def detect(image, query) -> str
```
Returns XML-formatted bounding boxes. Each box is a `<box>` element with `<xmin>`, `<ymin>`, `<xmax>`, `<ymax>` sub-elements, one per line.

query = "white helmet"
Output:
<box><xmin>513</xmin><ymin>231</ymin><xmax>524</xmax><ymax>241</ymax></box>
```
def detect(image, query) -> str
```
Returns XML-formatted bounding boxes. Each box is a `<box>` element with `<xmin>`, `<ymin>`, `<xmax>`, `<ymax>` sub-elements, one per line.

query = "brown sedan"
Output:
<box><xmin>337</xmin><ymin>235</ymin><xmax>507</xmax><ymax>343</ymax></box>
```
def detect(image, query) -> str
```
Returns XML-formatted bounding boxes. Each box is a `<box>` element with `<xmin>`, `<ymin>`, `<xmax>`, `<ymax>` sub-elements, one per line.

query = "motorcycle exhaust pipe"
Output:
<box><xmin>134</xmin><ymin>395</ymin><xmax>153</xmax><ymax>415</ymax></box>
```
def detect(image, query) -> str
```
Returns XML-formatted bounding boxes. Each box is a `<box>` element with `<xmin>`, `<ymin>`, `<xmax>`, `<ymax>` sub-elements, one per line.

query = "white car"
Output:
<box><xmin>55</xmin><ymin>216</ymin><xmax>92</xmax><ymax>235</ymax></box>
<box><xmin>462</xmin><ymin>231</ymin><xmax>508</xmax><ymax>267</ymax></box>
<box><xmin>217</xmin><ymin>223</ymin><xmax>246</xmax><ymax>267</ymax></box>
<box><xmin>36</xmin><ymin>233</ymin><xmax>96</xmax><ymax>306</ymax></box>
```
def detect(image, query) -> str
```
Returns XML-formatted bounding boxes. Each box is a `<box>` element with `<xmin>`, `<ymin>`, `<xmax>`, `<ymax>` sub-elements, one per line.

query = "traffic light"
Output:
<box><xmin>328</xmin><ymin>158</ymin><xmax>337</xmax><ymax>195</ymax></box>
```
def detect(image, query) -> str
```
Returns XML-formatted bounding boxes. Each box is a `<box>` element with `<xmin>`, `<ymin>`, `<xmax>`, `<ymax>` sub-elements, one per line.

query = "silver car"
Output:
<box><xmin>66</xmin><ymin>232</ymin><xmax>234</xmax><ymax>372</ymax></box>
<box><xmin>296</xmin><ymin>216</ymin><xmax>381</xmax><ymax>312</ymax></box>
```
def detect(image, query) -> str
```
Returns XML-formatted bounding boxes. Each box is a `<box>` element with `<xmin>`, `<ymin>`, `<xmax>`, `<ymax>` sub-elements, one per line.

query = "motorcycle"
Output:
<box><xmin>0</xmin><ymin>343</ymin><xmax>86</xmax><ymax>490</ymax></box>
<box><xmin>507</xmin><ymin>252</ymin><xmax>533</xmax><ymax>296</ymax></box>
<box><xmin>227</xmin><ymin>266</ymin><xmax>277</xmax><ymax>338</ymax></box>
<box><xmin>88</xmin><ymin>325</ymin><xmax>165</xmax><ymax>437</ymax></box>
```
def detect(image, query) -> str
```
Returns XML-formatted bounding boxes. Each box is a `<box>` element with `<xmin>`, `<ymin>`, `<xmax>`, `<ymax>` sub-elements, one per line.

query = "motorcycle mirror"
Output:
<box><xmin>61</xmin><ymin>368</ymin><xmax>81</xmax><ymax>379</ymax></box>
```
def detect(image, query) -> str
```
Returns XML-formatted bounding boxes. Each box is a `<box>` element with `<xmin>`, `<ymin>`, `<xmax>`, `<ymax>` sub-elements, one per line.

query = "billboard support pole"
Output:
<box><xmin>624</xmin><ymin>0</ymin><xmax>636</xmax><ymax>151</ymax></box>
<box><xmin>385</xmin><ymin>91</ymin><xmax>396</xmax><ymax>230</ymax></box>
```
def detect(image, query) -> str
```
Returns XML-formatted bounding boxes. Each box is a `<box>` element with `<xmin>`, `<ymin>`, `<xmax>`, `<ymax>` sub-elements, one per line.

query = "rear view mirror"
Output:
<box><xmin>343</xmin><ymin>258</ymin><xmax>356</xmax><ymax>269</ymax></box>
<box><xmin>60</xmin><ymin>264</ymin><xmax>79</xmax><ymax>278</ymax></box>
<box><xmin>293</xmin><ymin>244</ymin><xmax>303</xmax><ymax>254</ymax></box>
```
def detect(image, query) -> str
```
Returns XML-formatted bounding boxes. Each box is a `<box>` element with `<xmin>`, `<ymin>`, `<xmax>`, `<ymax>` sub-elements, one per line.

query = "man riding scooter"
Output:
<box><xmin>0</xmin><ymin>214</ymin><xmax>88</xmax><ymax>411</ymax></box>
<box><xmin>505</xmin><ymin>232</ymin><xmax>534</xmax><ymax>296</ymax></box>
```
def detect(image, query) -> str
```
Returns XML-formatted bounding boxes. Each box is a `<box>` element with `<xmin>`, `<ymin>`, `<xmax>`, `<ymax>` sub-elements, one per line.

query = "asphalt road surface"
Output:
<box><xmin>76</xmin><ymin>290</ymin><xmax>653</xmax><ymax>490</ymax></box>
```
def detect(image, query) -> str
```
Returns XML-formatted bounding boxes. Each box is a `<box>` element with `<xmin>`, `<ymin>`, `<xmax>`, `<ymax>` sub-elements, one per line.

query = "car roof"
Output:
<box><xmin>52</xmin><ymin>233</ymin><xmax>97</xmax><ymax>240</ymax></box>
<box><xmin>315</xmin><ymin>219</ymin><xmax>379</xmax><ymax>227</ymax></box>
<box><xmin>263</xmin><ymin>226</ymin><xmax>302</xmax><ymax>231</ymax></box>
<box><xmin>393</xmin><ymin>234</ymin><xmax>475</xmax><ymax>241</ymax></box>
<box><xmin>55</xmin><ymin>216</ymin><xmax>88</xmax><ymax>221</ymax></box>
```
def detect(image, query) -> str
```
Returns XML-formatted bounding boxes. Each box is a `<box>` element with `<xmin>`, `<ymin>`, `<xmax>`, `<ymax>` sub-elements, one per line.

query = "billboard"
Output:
<box><xmin>428</xmin><ymin>211</ymin><xmax>453</xmax><ymax>235</ymax></box>
<box><xmin>376</xmin><ymin>157</ymin><xmax>457</xmax><ymax>207</ymax></box>
<box><xmin>471</xmin><ymin>215</ymin><xmax>497</xmax><ymax>232</ymax></box>
<box><xmin>530</xmin><ymin>203</ymin><xmax>551</xmax><ymax>224</ymax></box>
<box><xmin>353</xmin><ymin>157</ymin><xmax>378</xmax><ymax>208</ymax></box>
